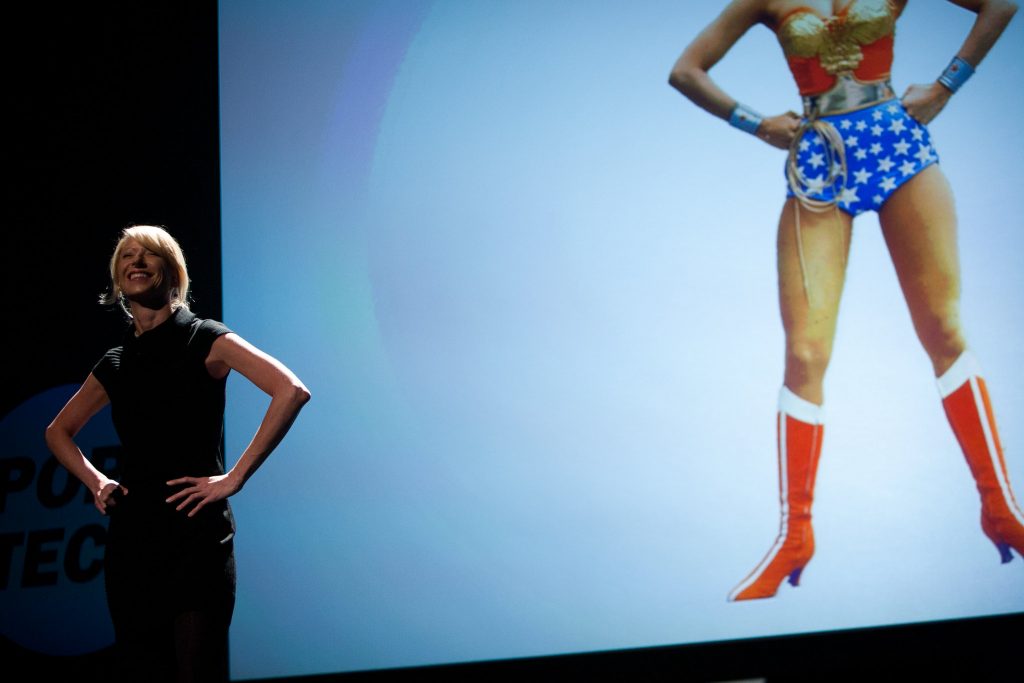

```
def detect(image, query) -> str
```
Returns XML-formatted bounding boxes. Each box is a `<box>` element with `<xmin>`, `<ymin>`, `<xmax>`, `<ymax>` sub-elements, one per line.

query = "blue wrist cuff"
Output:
<box><xmin>729</xmin><ymin>103</ymin><xmax>763</xmax><ymax>135</ymax></box>
<box><xmin>938</xmin><ymin>56</ymin><xmax>974</xmax><ymax>93</ymax></box>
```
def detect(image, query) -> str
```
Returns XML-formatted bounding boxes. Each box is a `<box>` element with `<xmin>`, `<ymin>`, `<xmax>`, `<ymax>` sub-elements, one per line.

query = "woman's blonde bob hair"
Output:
<box><xmin>101</xmin><ymin>224</ymin><xmax>191</xmax><ymax>316</ymax></box>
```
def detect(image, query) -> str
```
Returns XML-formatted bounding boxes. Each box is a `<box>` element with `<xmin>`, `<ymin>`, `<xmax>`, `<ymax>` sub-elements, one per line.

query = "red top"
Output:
<box><xmin>787</xmin><ymin>35</ymin><xmax>894</xmax><ymax>95</ymax></box>
<box><xmin>775</xmin><ymin>0</ymin><xmax>896</xmax><ymax>95</ymax></box>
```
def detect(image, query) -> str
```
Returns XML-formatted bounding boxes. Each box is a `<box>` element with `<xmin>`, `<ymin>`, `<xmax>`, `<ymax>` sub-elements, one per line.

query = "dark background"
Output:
<box><xmin>3</xmin><ymin>2</ymin><xmax>1019</xmax><ymax>681</ymax></box>
<box><xmin>5</xmin><ymin>1</ymin><xmax>223</xmax><ymax>419</ymax></box>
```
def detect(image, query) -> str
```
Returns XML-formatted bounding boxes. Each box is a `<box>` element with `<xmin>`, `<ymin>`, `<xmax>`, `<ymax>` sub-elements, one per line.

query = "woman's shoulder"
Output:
<box><xmin>95</xmin><ymin>344</ymin><xmax>124</xmax><ymax>366</ymax></box>
<box><xmin>182</xmin><ymin>311</ymin><xmax>234</xmax><ymax>360</ymax></box>
<box><xmin>193</xmin><ymin>316</ymin><xmax>233</xmax><ymax>340</ymax></box>
<box><xmin>174</xmin><ymin>308</ymin><xmax>232</xmax><ymax>339</ymax></box>
<box><xmin>92</xmin><ymin>344</ymin><xmax>125</xmax><ymax>389</ymax></box>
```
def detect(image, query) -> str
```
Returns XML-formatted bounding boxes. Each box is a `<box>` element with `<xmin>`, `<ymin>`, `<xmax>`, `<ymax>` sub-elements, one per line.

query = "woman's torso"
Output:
<box><xmin>765</xmin><ymin>0</ymin><xmax>905</xmax><ymax>96</ymax></box>
<box><xmin>94</xmin><ymin>308</ymin><xmax>235</xmax><ymax>544</ymax></box>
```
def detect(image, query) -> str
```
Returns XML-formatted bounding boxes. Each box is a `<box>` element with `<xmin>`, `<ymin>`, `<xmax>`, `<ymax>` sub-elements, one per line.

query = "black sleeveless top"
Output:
<box><xmin>92</xmin><ymin>307</ymin><xmax>235</xmax><ymax>546</ymax></box>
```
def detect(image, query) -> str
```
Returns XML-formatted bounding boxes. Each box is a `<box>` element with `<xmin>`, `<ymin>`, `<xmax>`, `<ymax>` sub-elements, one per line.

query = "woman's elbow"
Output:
<box><xmin>668</xmin><ymin>63</ymin><xmax>698</xmax><ymax>95</ymax></box>
<box><xmin>44</xmin><ymin>421</ymin><xmax>68</xmax><ymax>452</ymax></box>
<box><xmin>290</xmin><ymin>382</ymin><xmax>312</xmax><ymax>407</ymax></box>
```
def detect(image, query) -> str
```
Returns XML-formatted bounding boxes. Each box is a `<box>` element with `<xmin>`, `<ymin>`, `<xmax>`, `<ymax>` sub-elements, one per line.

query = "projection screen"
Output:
<box><xmin>219</xmin><ymin>2</ymin><xmax>1024</xmax><ymax>679</ymax></box>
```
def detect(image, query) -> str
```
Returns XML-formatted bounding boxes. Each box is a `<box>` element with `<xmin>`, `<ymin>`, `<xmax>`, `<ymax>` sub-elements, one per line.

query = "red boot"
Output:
<box><xmin>729</xmin><ymin>387</ymin><xmax>824</xmax><ymax>601</ymax></box>
<box><xmin>938</xmin><ymin>351</ymin><xmax>1024</xmax><ymax>563</ymax></box>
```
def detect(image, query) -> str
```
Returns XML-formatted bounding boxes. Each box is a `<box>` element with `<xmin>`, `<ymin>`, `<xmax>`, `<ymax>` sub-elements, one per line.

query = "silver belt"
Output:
<box><xmin>802</xmin><ymin>75</ymin><xmax>895</xmax><ymax>117</ymax></box>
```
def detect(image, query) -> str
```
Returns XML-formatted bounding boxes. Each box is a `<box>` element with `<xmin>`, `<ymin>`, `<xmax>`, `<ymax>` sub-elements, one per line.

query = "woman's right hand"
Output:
<box><xmin>756</xmin><ymin>111</ymin><xmax>802</xmax><ymax>150</ymax></box>
<box><xmin>95</xmin><ymin>480</ymin><xmax>128</xmax><ymax>515</ymax></box>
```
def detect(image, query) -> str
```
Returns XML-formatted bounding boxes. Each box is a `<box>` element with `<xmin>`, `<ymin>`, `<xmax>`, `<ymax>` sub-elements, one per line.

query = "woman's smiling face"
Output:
<box><xmin>118</xmin><ymin>238</ymin><xmax>172</xmax><ymax>304</ymax></box>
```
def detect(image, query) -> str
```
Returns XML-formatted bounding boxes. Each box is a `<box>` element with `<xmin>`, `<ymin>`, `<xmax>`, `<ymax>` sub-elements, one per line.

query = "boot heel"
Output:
<box><xmin>994</xmin><ymin>541</ymin><xmax>1013</xmax><ymax>564</ymax></box>
<box><xmin>788</xmin><ymin>566</ymin><xmax>804</xmax><ymax>586</ymax></box>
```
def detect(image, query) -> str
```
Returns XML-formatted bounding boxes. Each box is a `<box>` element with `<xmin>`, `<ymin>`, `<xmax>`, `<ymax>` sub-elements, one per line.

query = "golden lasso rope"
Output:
<box><xmin>785</xmin><ymin>116</ymin><xmax>849</xmax><ymax>306</ymax></box>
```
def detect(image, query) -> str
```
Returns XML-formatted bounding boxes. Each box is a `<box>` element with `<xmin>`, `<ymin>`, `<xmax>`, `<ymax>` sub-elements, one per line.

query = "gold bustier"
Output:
<box><xmin>778</xmin><ymin>0</ymin><xmax>895</xmax><ymax>75</ymax></box>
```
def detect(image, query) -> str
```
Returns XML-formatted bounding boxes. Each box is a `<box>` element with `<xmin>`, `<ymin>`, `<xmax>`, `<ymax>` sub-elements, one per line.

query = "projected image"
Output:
<box><xmin>219</xmin><ymin>1</ymin><xmax>1023</xmax><ymax>679</ymax></box>
<box><xmin>668</xmin><ymin>0</ymin><xmax>1023</xmax><ymax>603</ymax></box>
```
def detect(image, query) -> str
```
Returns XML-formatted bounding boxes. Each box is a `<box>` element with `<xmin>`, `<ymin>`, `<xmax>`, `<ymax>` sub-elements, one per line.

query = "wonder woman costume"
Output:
<box><xmin>727</xmin><ymin>0</ymin><xmax>1024</xmax><ymax>601</ymax></box>
<box><xmin>780</xmin><ymin>0</ymin><xmax>938</xmax><ymax>217</ymax></box>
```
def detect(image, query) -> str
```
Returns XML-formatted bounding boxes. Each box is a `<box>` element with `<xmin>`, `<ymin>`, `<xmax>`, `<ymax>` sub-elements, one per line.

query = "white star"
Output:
<box><xmin>873</xmin><ymin>194</ymin><xmax>883</xmax><ymax>204</ymax></box>
<box><xmin>878</xmin><ymin>156</ymin><xmax>895</xmax><ymax>172</ymax></box>
<box><xmin>880</xmin><ymin>176</ymin><xmax>897</xmax><ymax>192</ymax></box>
<box><xmin>870</xmin><ymin>142</ymin><xmax>883</xmax><ymax>155</ymax></box>
<box><xmin>914</xmin><ymin>144</ymin><xmax>934</xmax><ymax>164</ymax></box>
<box><xmin>854</xmin><ymin>168</ymin><xmax>872</xmax><ymax>184</ymax></box>
<box><xmin>900</xmin><ymin>159</ymin><xmax>917</xmax><ymax>176</ymax></box>
<box><xmin>871</xmin><ymin>124</ymin><xmax>884</xmax><ymax>136</ymax></box>
<box><xmin>889</xmin><ymin>118</ymin><xmax>907</xmax><ymax>135</ymax></box>
<box><xmin>854</xmin><ymin>148</ymin><xmax>868</xmax><ymax>160</ymax></box>
<box><xmin>839</xmin><ymin>186</ymin><xmax>860</xmax><ymax>206</ymax></box>
<box><xmin>832</xmin><ymin>161</ymin><xmax>844</xmax><ymax>177</ymax></box>
<box><xmin>799</xmin><ymin>139</ymin><xmax>811</xmax><ymax>152</ymax></box>
<box><xmin>845</xmin><ymin>135</ymin><xmax>859</xmax><ymax>147</ymax></box>
<box><xmin>839</xmin><ymin>119</ymin><xmax>853</xmax><ymax>130</ymax></box>
<box><xmin>887</xmin><ymin>103</ymin><xmax>900</xmax><ymax>115</ymax></box>
<box><xmin>910</xmin><ymin>127</ymin><xmax>925</xmax><ymax>141</ymax></box>
<box><xmin>804</xmin><ymin>174</ymin><xmax>827</xmax><ymax>194</ymax></box>
<box><xmin>855</xmin><ymin>120</ymin><xmax>868</xmax><ymax>131</ymax></box>
<box><xmin>808</xmin><ymin>152</ymin><xmax>825</xmax><ymax>168</ymax></box>
<box><xmin>873</xmin><ymin>109</ymin><xmax>884</xmax><ymax>121</ymax></box>
<box><xmin>893</xmin><ymin>139</ymin><xmax>910</xmax><ymax>156</ymax></box>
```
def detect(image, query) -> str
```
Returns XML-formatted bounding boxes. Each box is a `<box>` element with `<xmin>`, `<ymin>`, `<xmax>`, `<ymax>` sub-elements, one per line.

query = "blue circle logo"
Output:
<box><xmin>1</xmin><ymin>385</ymin><xmax>121</xmax><ymax>655</ymax></box>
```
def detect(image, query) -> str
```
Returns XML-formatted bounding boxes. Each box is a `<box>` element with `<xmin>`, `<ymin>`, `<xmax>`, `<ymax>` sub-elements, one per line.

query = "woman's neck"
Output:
<box><xmin>130</xmin><ymin>303</ymin><xmax>174</xmax><ymax>336</ymax></box>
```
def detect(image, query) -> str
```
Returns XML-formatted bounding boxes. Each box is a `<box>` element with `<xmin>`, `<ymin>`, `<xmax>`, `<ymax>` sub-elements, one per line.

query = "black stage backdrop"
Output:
<box><xmin>4</xmin><ymin>2</ymin><xmax>221</xmax><ymax>679</ymax></box>
<box><xmin>2</xmin><ymin>2</ymin><xmax>1020</xmax><ymax>682</ymax></box>
<box><xmin>5</xmin><ymin>1</ymin><xmax>222</xmax><ymax>418</ymax></box>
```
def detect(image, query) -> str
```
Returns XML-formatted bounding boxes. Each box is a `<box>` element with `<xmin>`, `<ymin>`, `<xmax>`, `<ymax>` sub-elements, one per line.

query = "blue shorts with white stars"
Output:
<box><xmin>785</xmin><ymin>98</ymin><xmax>939</xmax><ymax>217</ymax></box>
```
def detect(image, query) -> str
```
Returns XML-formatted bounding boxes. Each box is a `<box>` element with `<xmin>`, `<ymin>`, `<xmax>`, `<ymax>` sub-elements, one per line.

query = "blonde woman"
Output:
<box><xmin>669</xmin><ymin>0</ymin><xmax>1020</xmax><ymax>600</ymax></box>
<box><xmin>46</xmin><ymin>225</ymin><xmax>310</xmax><ymax>680</ymax></box>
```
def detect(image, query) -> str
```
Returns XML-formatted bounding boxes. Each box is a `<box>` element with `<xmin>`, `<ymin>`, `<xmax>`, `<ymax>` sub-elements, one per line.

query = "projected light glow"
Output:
<box><xmin>219</xmin><ymin>2</ymin><xmax>1024</xmax><ymax>679</ymax></box>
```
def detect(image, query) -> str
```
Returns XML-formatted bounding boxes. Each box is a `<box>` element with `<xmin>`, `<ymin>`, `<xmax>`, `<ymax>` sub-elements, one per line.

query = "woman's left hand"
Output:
<box><xmin>901</xmin><ymin>82</ymin><xmax>952</xmax><ymax>125</ymax></box>
<box><xmin>166</xmin><ymin>474</ymin><xmax>241</xmax><ymax>517</ymax></box>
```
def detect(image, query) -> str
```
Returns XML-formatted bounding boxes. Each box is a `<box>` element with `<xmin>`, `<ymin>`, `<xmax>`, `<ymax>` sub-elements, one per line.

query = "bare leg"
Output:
<box><xmin>778</xmin><ymin>199</ymin><xmax>852</xmax><ymax>404</ymax></box>
<box><xmin>878</xmin><ymin>165</ymin><xmax>965</xmax><ymax>376</ymax></box>
<box><xmin>728</xmin><ymin>200</ymin><xmax>850</xmax><ymax>601</ymax></box>
<box><xmin>881</xmin><ymin>164</ymin><xmax>1024</xmax><ymax>562</ymax></box>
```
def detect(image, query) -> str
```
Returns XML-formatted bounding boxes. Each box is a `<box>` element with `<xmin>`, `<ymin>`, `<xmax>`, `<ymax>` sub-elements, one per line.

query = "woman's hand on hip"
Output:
<box><xmin>166</xmin><ymin>474</ymin><xmax>241</xmax><ymax>517</ymax></box>
<box><xmin>758</xmin><ymin>111</ymin><xmax>802</xmax><ymax>150</ymax></box>
<box><xmin>95</xmin><ymin>480</ymin><xmax>128</xmax><ymax>515</ymax></box>
<box><xmin>901</xmin><ymin>82</ymin><xmax>952</xmax><ymax>125</ymax></box>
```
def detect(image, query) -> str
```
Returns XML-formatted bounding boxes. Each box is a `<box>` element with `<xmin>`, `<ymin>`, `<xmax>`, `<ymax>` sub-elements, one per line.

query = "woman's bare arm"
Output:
<box><xmin>166</xmin><ymin>333</ymin><xmax>311</xmax><ymax>516</ymax></box>
<box><xmin>669</xmin><ymin>0</ymin><xmax>764</xmax><ymax>118</ymax></box>
<box><xmin>45</xmin><ymin>375</ymin><xmax>125</xmax><ymax>514</ymax></box>
<box><xmin>948</xmin><ymin>0</ymin><xmax>1017</xmax><ymax>66</ymax></box>
<box><xmin>669</xmin><ymin>0</ymin><xmax>800</xmax><ymax>149</ymax></box>
<box><xmin>902</xmin><ymin>0</ymin><xmax>1017</xmax><ymax>123</ymax></box>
